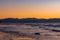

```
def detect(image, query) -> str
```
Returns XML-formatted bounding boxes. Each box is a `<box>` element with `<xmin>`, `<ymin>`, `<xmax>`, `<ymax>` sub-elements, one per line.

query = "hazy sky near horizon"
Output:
<box><xmin>0</xmin><ymin>0</ymin><xmax>60</xmax><ymax>19</ymax></box>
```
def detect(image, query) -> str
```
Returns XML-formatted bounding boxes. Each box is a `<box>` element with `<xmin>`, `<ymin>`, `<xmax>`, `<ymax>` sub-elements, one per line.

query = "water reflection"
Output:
<box><xmin>0</xmin><ymin>23</ymin><xmax>60</xmax><ymax>40</ymax></box>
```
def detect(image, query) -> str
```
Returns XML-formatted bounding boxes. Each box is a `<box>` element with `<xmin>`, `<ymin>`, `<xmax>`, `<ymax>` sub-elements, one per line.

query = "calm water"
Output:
<box><xmin>0</xmin><ymin>23</ymin><xmax>60</xmax><ymax>40</ymax></box>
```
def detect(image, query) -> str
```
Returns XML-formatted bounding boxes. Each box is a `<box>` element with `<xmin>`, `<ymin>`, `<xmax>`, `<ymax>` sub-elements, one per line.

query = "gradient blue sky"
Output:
<box><xmin>0</xmin><ymin>0</ymin><xmax>60</xmax><ymax>19</ymax></box>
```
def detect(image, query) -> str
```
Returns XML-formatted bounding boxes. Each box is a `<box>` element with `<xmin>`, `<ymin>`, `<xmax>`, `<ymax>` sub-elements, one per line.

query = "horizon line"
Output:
<box><xmin>1</xmin><ymin>17</ymin><xmax>60</xmax><ymax>19</ymax></box>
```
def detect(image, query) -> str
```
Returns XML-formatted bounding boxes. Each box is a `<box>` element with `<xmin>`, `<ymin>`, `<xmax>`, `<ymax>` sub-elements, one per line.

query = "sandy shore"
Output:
<box><xmin>0</xmin><ymin>32</ymin><xmax>35</xmax><ymax>40</ymax></box>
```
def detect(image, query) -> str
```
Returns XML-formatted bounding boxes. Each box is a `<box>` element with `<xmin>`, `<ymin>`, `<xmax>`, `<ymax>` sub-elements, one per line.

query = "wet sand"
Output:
<box><xmin>0</xmin><ymin>32</ymin><xmax>35</xmax><ymax>40</ymax></box>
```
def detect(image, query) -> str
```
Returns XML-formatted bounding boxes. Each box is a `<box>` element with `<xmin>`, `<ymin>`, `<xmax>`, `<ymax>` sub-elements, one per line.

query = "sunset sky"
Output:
<box><xmin>0</xmin><ymin>0</ymin><xmax>60</xmax><ymax>19</ymax></box>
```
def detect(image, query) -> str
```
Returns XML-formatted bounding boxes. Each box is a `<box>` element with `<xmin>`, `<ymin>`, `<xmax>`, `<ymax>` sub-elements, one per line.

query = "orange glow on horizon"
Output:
<box><xmin>0</xmin><ymin>0</ymin><xmax>60</xmax><ymax>19</ymax></box>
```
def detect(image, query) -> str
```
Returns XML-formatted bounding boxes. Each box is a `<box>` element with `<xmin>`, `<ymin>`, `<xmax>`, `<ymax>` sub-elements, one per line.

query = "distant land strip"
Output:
<box><xmin>0</xmin><ymin>18</ymin><xmax>60</xmax><ymax>23</ymax></box>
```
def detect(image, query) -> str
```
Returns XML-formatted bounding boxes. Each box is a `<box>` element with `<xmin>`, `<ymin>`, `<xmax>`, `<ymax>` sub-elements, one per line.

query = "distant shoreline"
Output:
<box><xmin>0</xmin><ymin>18</ymin><xmax>60</xmax><ymax>23</ymax></box>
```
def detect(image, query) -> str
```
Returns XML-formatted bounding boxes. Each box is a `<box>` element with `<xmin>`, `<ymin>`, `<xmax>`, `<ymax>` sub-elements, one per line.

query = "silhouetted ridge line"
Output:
<box><xmin>0</xmin><ymin>18</ymin><xmax>60</xmax><ymax>23</ymax></box>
